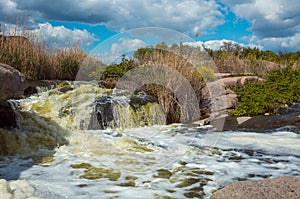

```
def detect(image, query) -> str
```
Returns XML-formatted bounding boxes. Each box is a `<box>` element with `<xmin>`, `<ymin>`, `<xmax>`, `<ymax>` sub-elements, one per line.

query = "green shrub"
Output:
<box><xmin>197</xmin><ymin>66</ymin><xmax>217</xmax><ymax>82</ymax></box>
<box><xmin>230</xmin><ymin>67</ymin><xmax>300</xmax><ymax>116</ymax></box>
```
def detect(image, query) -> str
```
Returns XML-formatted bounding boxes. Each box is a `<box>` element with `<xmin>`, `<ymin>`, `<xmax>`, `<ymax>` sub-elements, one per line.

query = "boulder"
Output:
<box><xmin>211</xmin><ymin>176</ymin><xmax>300</xmax><ymax>199</ymax></box>
<box><xmin>0</xmin><ymin>63</ymin><xmax>28</xmax><ymax>101</ymax></box>
<box><xmin>0</xmin><ymin>63</ymin><xmax>28</xmax><ymax>128</ymax></box>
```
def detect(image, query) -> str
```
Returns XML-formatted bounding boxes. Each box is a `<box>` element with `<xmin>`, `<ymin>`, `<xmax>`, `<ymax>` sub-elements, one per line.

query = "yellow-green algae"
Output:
<box><xmin>125</xmin><ymin>175</ymin><xmax>138</xmax><ymax>180</ymax></box>
<box><xmin>70</xmin><ymin>163</ymin><xmax>121</xmax><ymax>181</ymax></box>
<box><xmin>81</xmin><ymin>167</ymin><xmax>121</xmax><ymax>181</ymax></box>
<box><xmin>153</xmin><ymin>169</ymin><xmax>173</xmax><ymax>179</ymax></box>
<box><xmin>114</xmin><ymin>137</ymin><xmax>154</xmax><ymax>153</ymax></box>
<box><xmin>117</xmin><ymin>181</ymin><xmax>136</xmax><ymax>187</ymax></box>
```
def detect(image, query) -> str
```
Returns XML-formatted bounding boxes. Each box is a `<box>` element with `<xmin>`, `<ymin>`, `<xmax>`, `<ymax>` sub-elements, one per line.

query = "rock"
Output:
<box><xmin>0</xmin><ymin>179</ymin><xmax>42</xmax><ymax>199</ymax></box>
<box><xmin>220</xmin><ymin>76</ymin><xmax>263</xmax><ymax>88</ymax></box>
<box><xmin>0</xmin><ymin>101</ymin><xmax>16</xmax><ymax>128</ymax></box>
<box><xmin>0</xmin><ymin>179</ymin><xmax>13</xmax><ymax>199</ymax></box>
<box><xmin>23</xmin><ymin>86</ymin><xmax>38</xmax><ymax>97</ymax></box>
<box><xmin>211</xmin><ymin>176</ymin><xmax>300</xmax><ymax>199</ymax></box>
<box><xmin>236</xmin><ymin>116</ymin><xmax>252</xmax><ymax>124</ymax></box>
<box><xmin>9</xmin><ymin>180</ymin><xmax>35</xmax><ymax>199</ymax></box>
<box><xmin>0</xmin><ymin>63</ymin><xmax>28</xmax><ymax>101</ymax></box>
<box><xmin>237</xmin><ymin>112</ymin><xmax>300</xmax><ymax>130</ymax></box>
<box><xmin>208</xmin><ymin>114</ymin><xmax>238</xmax><ymax>131</ymax></box>
<box><xmin>205</xmin><ymin>80</ymin><xmax>238</xmax><ymax>116</ymax></box>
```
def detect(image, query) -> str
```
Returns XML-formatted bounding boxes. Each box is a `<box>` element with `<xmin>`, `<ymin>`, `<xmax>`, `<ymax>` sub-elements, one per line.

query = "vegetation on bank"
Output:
<box><xmin>1</xmin><ymin>22</ymin><xmax>300</xmax><ymax>120</ymax></box>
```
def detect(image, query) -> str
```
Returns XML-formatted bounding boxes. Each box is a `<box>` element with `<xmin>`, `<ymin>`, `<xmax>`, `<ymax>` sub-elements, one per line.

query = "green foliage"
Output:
<box><xmin>100</xmin><ymin>54</ymin><xmax>137</xmax><ymax>88</ymax></box>
<box><xmin>231</xmin><ymin>67</ymin><xmax>300</xmax><ymax>116</ymax></box>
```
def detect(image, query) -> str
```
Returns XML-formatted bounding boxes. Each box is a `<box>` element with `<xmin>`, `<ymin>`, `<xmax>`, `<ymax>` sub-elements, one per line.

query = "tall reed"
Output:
<box><xmin>0</xmin><ymin>20</ymin><xmax>87</xmax><ymax>80</ymax></box>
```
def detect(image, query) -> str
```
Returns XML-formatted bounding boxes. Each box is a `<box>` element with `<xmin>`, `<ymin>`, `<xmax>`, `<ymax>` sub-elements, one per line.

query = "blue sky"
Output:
<box><xmin>0</xmin><ymin>0</ymin><xmax>299</xmax><ymax>53</ymax></box>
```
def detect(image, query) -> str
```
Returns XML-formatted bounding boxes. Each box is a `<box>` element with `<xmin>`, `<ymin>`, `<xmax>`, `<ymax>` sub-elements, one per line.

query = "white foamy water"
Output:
<box><xmin>1</xmin><ymin>126</ymin><xmax>299</xmax><ymax>199</ymax></box>
<box><xmin>0</xmin><ymin>82</ymin><xmax>299</xmax><ymax>199</ymax></box>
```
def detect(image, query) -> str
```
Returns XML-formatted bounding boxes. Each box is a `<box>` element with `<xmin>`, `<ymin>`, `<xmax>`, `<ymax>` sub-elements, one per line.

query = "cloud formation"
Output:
<box><xmin>184</xmin><ymin>39</ymin><xmax>261</xmax><ymax>51</ymax></box>
<box><xmin>100</xmin><ymin>38</ymin><xmax>146</xmax><ymax>64</ymax></box>
<box><xmin>221</xmin><ymin>0</ymin><xmax>300</xmax><ymax>51</ymax></box>
<box><xmin>0</xmin><ymin>0</ymin><xmax>299</xmax><ymax>51</ymax></box>
<box><xmin>29</xmin><ymin>23</ymin><xmax>96</xmax><ymax>49</ymax></box>
<box><xmin>1</xmin><ymin>0</ymin><xmax>224</xmax><ymax>36</ymax></box>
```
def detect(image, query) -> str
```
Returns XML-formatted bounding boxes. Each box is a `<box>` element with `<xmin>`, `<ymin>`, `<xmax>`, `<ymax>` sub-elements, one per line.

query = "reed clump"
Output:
<box><xmin>0</xmin><ymin>21</ymin><xmax>87</xmax><ymax>80</ymax></box>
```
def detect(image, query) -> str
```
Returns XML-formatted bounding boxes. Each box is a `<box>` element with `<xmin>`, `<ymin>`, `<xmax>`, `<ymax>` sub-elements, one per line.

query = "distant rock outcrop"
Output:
<box><xmin>219</xmin><ymin>75</ymin><xmax>263</xmax><ymax>87</ymax></box>
<box><xmin>211</xmin><ymin>176</ymin><xmax>300</xmax><ymax>199</ymax></box>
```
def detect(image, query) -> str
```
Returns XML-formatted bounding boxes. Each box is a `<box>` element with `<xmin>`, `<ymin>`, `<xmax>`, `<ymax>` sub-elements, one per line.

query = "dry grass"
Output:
<box><xmin>134</xmin><ymin>49</ymin><xmax>209</xmax><ymax>123</ymax></box>
<box><xmin>0</xmin><ymin>20</ymin><xmax>87</xmax><ymax>80</ymax></box>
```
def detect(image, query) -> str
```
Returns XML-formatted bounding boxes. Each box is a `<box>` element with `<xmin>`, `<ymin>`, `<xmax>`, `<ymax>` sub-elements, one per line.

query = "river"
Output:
<box><xmin>0</xmin><ymin>82</ymin><xmax>299</xmax><ymax>199</ymax></box>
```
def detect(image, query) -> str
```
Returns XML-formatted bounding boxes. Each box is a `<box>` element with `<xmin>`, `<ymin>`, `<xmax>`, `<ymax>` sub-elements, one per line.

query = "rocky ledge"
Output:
<box><xmin>211</xmin><ymin>176</ymin><xmax>300</xmax><ymax>199</ymax></box>
<box><xmin>207</xmin><ymin>103</ymin><xmax>300</xmax><ymax>131</ymax></box>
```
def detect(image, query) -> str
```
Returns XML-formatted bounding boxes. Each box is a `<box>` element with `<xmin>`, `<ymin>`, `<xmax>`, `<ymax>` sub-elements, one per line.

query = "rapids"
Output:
<box><xmin>0</xmin><ymin>81</ymin><xmax>299</xmax><ymax>199</ymax></box>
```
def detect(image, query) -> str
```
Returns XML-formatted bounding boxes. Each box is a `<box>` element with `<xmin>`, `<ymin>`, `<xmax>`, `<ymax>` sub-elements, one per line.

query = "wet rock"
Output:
<box><xmin>88</xmin><ymin>95</ymin><xmax>114</xmax><ymax>130</ymax></box>
<box><xmin>23</xmin><ymin>86</ymin><xmax>38</xmax><ymax>97</ymax></box>
<box><xmin>211</xmin><ymin>176</ymin><xmax>300</xmax><ymax>199</ymax></box>
<box><xmin>89</xmin><ymin>93</ymin><xmax>161</xmax><ymax>130</ymax></box>
<box><xmin>0</xmin><ymin>63</ymin><xmax>28</xmax><ymax>101</ymax></box>
<box><xmin>0</xmin><ymin>101</ymin><xmax>16</xmax><ymax>128</ymax></box>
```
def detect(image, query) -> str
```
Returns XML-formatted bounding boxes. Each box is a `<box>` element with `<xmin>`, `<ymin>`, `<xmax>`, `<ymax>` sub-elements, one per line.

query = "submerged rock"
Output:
<box><xmin>211</xmin><ymin>176</ymin><xmax>300</xmax><ymax>199</ymax></box>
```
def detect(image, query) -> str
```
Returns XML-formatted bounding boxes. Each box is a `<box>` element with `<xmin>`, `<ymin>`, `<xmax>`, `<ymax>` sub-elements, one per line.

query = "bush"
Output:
<box><xmin>197</xmin><ymin>66</ymin><xmax>217</xmax><ymax>82</ymax></box>
<box><xmin>230</xmin><ymin>67</ymin><xmax>300</xmax><ymax>116</ymax></box>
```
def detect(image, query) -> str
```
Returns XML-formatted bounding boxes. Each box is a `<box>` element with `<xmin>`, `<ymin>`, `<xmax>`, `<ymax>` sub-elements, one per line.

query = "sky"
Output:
<box><xmin>0</xmin><ymin>0</ymin><xmax>300</xmax><ymax>53</ymax></box>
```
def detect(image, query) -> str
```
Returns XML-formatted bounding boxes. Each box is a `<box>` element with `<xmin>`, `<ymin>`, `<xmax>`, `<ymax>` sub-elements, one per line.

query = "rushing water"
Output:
<box><xmin>0</xmin><ymin>82</ymin><xmax>299</xmax><ymax>199</ymax></box>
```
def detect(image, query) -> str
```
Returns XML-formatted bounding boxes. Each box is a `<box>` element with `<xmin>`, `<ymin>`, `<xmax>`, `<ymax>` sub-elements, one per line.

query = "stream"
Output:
<box><xmin>0</xmin><ymin>81</ymin><xmax>299</xmax><ymax>199</ymax></box>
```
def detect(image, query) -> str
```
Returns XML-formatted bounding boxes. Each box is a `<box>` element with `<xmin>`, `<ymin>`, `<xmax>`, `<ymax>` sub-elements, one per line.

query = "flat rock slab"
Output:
<box><xmin>237</xmin><ymin>112</ymin><xmax>300</xmax><ymax>130</ymax></box>
<box><xmin>211</xmin><ymin>176</ymin><xmax>300</xmax><ymax>199</ymax></box>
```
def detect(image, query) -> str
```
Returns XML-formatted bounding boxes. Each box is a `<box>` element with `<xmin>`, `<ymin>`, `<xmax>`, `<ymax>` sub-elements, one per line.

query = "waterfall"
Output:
<box><xmin>0</xmin><ymin>81</ymin><xmax>166</xmax><ymax>157</ymax></box>
<box><xmin>88</xmin><ymin>91</ymin><xmax>166</xmax><ymax>130</ymax></box>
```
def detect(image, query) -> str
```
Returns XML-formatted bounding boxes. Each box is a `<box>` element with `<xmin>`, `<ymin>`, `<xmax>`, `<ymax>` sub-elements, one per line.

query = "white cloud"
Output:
<box><xmin>251</xmin><ymin>33</ymin><xmax>300</xmax><ymax>52</ymax></box>
<box><xmin>100</xmin><ymin>38</ymin><xmax>146</xmax><ymax>64</ymax></box>
<box><xmin>221</xmin><ymin>0</ymin><xmax>300</xmax><ymax>51</ymax></box>
<box><xmin>184</xmin><ymin>39</ymin><xmax>261</xmax><ymax>51</ymax></box>
<box><xmin>111</xmin><ymin>38</ymin><xmax>146</xmax><ymax>57</ymax></box>
<box><xmin>29</xmin><ymin>22</ymin><xmax>96</xmax><ymax>49</ymax></box>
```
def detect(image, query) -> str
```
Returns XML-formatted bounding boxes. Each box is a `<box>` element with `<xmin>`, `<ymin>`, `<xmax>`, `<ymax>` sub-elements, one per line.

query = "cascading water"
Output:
<box><xmin>0</xmin><ymin>81</ymin><xmax>299</xmax><ymax>199</ymax></box>
<box><xmin>1</xmin><ymin>81</ymin><xmax>166</xmax><ymax>156</ymax></box>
